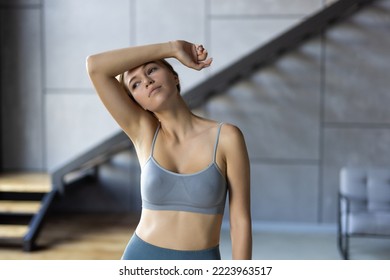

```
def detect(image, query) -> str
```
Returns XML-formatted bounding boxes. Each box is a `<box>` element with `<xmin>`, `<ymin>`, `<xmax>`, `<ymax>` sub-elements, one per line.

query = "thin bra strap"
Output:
<box><xmin>150</xmin><ymin>123</ymin><xmax>161</xmax><ymax>157</ymax></box>
<box><xmin>213</xmin><ymin>123</ymin><xmax>224</xmax><ymax>163</ymax></box>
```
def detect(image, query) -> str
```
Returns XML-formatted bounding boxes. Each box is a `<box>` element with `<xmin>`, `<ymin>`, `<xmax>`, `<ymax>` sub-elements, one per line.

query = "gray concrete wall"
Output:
<box><xmin>204</xmin><ymin>0</ymin><xmax>390</xmax><ymax>224</ymax></box>
<box><xmin>1</xmin><ymin>0</ymin><xmax>44</xmax><ymax>170</ymax></box>
<box><xmin>1</xmin><ymin>0</ymin><xmax>389</xmax><ymax>224</ymax></box>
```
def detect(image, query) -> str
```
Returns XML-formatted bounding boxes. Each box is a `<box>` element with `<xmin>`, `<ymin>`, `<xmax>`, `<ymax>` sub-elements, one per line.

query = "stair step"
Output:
<box><xmin>0</xmin><ymin>172</ymin><xmax>51</xmax><ymax>193</ymax></box>
<box><xmin>0</xmin><ymin>200</ymin><xmax>41</xmax><ymax>214</ymax></box>
<box><xmin>0</xmin><ymin>225</ymin><xmax>28</xmax><ymax>238</ymax></box>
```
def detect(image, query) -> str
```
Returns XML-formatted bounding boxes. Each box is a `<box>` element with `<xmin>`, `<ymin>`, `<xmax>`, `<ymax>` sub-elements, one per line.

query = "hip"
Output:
<box><xmin>121</xmin><ymin>233</ymin><xmax>221</xmax><ymax>260</ymax></box>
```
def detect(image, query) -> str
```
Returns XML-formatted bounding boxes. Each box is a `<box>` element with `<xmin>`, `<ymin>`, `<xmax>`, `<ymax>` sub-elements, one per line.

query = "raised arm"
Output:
<box><xmin>86</xmin><ymin>42</ymin><xmax>174</xmax><ymax>142</ymax></box>
<box><xmin>222</xmin><ymin>125</ymin><xmax>252</xmax><ymax>260</ymax></box>
<box><xmin>86</xmin><ymin>41</ymin><xmax>212</xmax><ymax>143</ymax></box>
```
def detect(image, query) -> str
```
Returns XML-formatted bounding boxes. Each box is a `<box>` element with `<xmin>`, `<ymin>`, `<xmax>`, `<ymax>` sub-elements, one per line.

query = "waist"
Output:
<box><xmin>136</xmin><ymin>209</ymin><xmax>223</xmax><ymax>250</ymax></box>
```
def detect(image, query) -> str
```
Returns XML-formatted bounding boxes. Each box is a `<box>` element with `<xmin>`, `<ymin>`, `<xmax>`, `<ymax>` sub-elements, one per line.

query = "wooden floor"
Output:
<box><xmin>0</xmin><ymin>172</ymin><xmax>51</xmax><ymax>193</ymax></box>
<box><xmin>0</xmin><ymin>213</ymin><xmax>139</xmax><ymax>260</ymax></box>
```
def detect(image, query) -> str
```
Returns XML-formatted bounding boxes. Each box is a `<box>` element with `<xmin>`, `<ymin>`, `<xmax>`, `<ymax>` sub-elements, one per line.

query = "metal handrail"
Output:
<box><xmin>51</xmin><ymin>131</ymin><xmax>131</xmax><ymax>193</ymax></box>
<box><xmin>184</xmin><ymin>0</ymin><xmax>376</xmax><ymax>108</ymax></box>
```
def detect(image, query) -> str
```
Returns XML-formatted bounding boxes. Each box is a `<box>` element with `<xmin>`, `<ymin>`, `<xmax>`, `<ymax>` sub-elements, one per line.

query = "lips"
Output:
<box><xmin>148</xmin><ymin>86</ymin><xmax>161</xmax><ymax>97</ymax></box>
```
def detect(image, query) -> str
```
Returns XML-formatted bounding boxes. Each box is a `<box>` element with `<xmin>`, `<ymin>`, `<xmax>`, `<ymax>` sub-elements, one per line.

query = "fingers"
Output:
<box><xmin>200</xmin><ymin>57</ymin><xmax>213</xmax><ymax>68</ymax></box>
<box><xmin>178</xmin><ymin>42</ymin><xmax>212</xmax><ymax>71</ymax></box>
<box><xmin>194</xmin><ymin>44</ymin><xmax>212</xmax><ymax>70</ymax></box>
<box><xmin>195</xmin><ymin>44</ymin><xmax>207</xmax><ymax>59</ymax></box>
<box><xmin>196</xmin><ymin>45</ymin><xmax>205</xmax><ymax>53</ymax></box>
<box><xmin>192</xmin><ymin>57</ymin><xmax>213</xmax><ymax>71</ymax></box>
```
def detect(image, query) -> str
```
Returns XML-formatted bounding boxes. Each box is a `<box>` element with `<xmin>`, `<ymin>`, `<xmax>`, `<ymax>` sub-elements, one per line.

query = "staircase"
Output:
<box><xmin>0</xmin><ymin>0</ymin><xmax>380</xmax><ymax>252</ymax></box>
<box><xmin>184</xmin><ymin>0</ymin><xmax>377</xmax><ymax>108</ymax></box>
<box><xmin>0</xmin><ymin>172</ymin><xmax>57</xmax><ymax>251</ymax></box>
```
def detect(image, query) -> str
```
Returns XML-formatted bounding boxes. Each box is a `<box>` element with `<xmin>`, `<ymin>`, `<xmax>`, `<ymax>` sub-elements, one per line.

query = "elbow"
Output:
<box><xmin>230</xmin><ymin>211</ymin><xmax>252</xmax><ymax>233</ymax></box>
<box><xmin>231</xmin><ymin>217</ymin><xmax>252</xmax><ymax>233</ymax></box>
<box><xmin>86</xmin><ymin>55</ymin><xmax>98</xmax><ymax>75</ymax></box>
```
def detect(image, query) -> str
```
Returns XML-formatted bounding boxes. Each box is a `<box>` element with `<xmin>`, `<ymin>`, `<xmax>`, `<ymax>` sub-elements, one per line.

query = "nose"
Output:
<box><xmin>144</xmin><ymin>77</ymin><xmax>154</xmax><ymax>87</ymax></box>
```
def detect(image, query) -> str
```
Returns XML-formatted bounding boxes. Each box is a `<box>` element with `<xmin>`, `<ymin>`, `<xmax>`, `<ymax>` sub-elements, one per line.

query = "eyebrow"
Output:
<box><xmin>128</xmin><ymin>62</ymin><xmax>156</xmax><ymax>87</ymax></box>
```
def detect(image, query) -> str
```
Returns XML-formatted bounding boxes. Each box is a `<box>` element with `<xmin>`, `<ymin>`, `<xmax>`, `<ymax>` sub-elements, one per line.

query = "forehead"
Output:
<box><xmin>125</xmin><ymin>61</ymin><xmax>161</xmax><ymax>81</ymax></box>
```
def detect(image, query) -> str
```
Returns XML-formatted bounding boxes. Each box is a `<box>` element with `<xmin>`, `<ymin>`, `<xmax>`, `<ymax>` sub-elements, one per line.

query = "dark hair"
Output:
<box><xmin>118</xmin><ymin>59</ymin><xmax>180</xmax><ymax>99</ymax></box>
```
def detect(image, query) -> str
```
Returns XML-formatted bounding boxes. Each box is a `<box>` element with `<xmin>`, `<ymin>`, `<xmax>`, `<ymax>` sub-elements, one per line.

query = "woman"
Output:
<box><xmin>86</xmin><ymin>40</ymin><xmax>252</xmax><ymax>260</ymax></box>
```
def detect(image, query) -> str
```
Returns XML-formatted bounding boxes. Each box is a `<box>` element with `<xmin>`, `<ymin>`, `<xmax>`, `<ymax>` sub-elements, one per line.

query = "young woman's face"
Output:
<box><xmin>125</xmin><ymin>61</ymin><xmax>179</xmax><ymax>111</ymax></box>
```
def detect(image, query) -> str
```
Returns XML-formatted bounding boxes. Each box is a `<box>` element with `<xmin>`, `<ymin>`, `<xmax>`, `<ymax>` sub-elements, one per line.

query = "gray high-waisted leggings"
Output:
<box><xmin>121</xmin><ymin>233</ymin><xmax>221</xmax><ymax>260</ymax></box>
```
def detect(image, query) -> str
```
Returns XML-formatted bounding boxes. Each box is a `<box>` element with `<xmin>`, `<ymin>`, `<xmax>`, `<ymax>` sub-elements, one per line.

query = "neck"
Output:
<box><xmin>154</xmin><ymin>98</ymin><xmax>197</xmax><ymax>140</ymax></box>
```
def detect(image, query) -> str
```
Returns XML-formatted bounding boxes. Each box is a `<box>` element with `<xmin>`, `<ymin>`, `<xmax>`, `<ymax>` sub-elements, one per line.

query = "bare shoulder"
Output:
<box><xmin>218</xmin><ymin>123</ymin><xmax>249</xmax><ymax>182</ymax></box>
<box><xmin>219</xmin><ymin>123</ymin><xmax>247</xmax><ymax>155</ymax></box>
<box><xmin>220</xmin><ymin>123</ymin><xmax>245</xmax><ymax>142</ymax></box>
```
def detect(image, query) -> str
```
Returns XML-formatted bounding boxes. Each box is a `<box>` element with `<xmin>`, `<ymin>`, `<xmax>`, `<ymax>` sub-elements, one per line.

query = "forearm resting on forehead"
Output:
<box><xmin>86</xmin><ymin>42</ymin><xmax>174</xmax><ymax>77</ymax></box>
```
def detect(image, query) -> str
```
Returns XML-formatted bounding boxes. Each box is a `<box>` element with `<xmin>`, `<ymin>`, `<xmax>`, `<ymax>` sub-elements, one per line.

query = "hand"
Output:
<box><xmin>171</xmin><ymin>40</ymin><xmax>213</xmax><ymax>71</ymax></box>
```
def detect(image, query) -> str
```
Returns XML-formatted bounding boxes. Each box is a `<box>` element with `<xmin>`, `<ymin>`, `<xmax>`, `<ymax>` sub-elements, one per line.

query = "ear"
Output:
<box><xmin>174</xmin><ymin>75</ymin><xmax>180</xmax><ymax>86</ymax></box>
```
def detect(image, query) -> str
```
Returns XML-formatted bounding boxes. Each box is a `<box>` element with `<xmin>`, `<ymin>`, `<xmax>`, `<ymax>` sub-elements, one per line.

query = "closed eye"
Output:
<box><xmin>147</xmin><ymin>66</ymin><xmax>158</xmax><ymax>75</ymax></box>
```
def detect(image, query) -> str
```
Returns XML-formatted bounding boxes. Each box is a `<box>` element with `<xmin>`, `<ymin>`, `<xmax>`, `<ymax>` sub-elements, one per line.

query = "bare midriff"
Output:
<box><xmin>135</xmin><ymin>209</ymin><xmax>223</xmax><ymax>250</ymax></box>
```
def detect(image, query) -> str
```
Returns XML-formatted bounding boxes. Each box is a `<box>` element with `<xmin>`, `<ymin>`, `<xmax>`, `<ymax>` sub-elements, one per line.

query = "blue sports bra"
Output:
<box><xmin>140</xmin><ymin>123</ymin><xmax>227</xmax><ymax>215</ymax></box>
